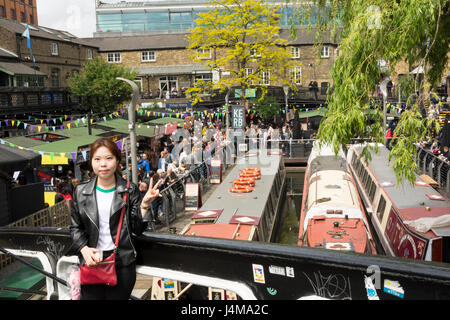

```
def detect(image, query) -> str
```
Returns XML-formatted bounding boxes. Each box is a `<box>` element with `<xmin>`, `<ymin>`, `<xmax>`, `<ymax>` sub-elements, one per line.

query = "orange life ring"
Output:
<box><xmin>239</xmin><ymin>172</ymin><xmax>261</xmax><ymax>179</ymax></box>
<box><xmin>230</xmin><ymin>185</ymin><xmax>253</xmax><ymax>193</ymax></box>
<box><xmin>233</xmin><ymin>178</ymin><xmax>255</xmax><ymax>186</ymax></box>
<box><xmin>233</xmin><ymin>181</ymin><xmax>255</xmax><ymax>187</ymax></box>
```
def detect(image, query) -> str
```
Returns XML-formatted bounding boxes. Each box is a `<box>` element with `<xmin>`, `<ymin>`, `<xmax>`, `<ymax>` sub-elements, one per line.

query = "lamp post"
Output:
<box><xmin>224</xmin><ymin>83</ymin><xmax>231</xmax><ymax>137</ymax></box>
<box><xmin>282</xmin><ymin>84</ymin><xmax>289</xmax><ymax>121</ymax></box>
<box><xmin>116</xmin><ymin>77</ymin><xmax>139</xmax><ymax>185</ymax></box>
<box><xmin>380</xmin><ymin>78</ymin><xmax>390</xmax><ymax>142</ymax></box>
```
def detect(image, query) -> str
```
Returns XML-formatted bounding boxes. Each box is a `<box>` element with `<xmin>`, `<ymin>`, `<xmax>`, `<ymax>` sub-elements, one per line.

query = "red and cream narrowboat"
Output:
<box><xmin>299</xmin><ymin>143</ymin><xmax>377</xmax><ymax>254</ymax></box>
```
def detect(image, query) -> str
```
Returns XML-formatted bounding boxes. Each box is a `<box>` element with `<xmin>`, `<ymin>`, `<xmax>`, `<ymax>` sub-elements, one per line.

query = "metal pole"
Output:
<box><xmin>116</xmin><ymin>77</ymin><xmax>139</xmax><ymax>185</ymax></box>
<box><xmin>225</xmin><ymin>83</ymin><xmax>230</xmax><ymax>136</ymax></box>
<box><xmin>380</xmin><ymin>79</ymin><xmax>390</xmax><ymax>142</ymax></box>
<box><xmin>283</xmin><ymin>85</ymin><xmax>289</xmax><ymax>122</ymax></box>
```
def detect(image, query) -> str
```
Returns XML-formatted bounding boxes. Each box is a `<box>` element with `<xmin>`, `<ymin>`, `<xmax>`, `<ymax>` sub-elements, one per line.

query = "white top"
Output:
<box><xmin>95</xmin><ymin>187</ymin><xmax>116</xmax><ymax>251</ymax></box>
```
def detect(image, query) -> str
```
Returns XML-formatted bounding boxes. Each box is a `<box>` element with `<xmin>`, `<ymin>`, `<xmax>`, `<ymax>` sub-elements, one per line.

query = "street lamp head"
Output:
<box><xmin>282</xmin><ymin>84</ymin><xmax>289</xmax><ymax>95</ymax></box>
<box><xmin>380</xmin><ymin>78</ymin><xmax>390</xmax><ymax>98</ymax></box>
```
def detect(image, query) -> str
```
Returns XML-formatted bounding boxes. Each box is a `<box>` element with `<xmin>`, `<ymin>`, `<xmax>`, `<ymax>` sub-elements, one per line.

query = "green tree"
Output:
<box><xmin>187</xmin><ymin>0</ymin><xmax>296</xmax><ymax>105</ymax></box>
<box><xmin>289</xmin><ymin>0</ymin><xmax>449</xmax><ymax>184</ymax></box>
<box><xmin>69</xmin><ymin>57</ymin><xmax>138</xmax><ymax>113</ymax></box>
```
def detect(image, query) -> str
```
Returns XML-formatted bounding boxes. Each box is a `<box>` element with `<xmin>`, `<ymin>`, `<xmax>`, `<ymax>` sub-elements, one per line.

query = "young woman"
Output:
<box><xmin>70</xmin><ymin>137</ymin><xmax>161</xmax><ymax>300</ymax></box>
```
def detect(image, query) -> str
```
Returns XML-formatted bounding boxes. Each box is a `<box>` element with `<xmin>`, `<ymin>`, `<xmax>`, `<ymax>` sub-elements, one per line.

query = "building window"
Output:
<box><xmin>51</xmin><ymin>68</ymin><xmax>60</xmax><ymax>87</ymax></box>
<box><xmin>51</xmin><ymin>43</ymin><xmax>58</xmax><ymax>56</ymax></box>
<box><xmin>0</xmin><ymin>6</ymin><xmax>4</xmax><ymax>18</ymax></box>
<box><xmin>194</xmin><ymin>74</ymin><xmax>212</xmax><ymax>84</ymax></box>
<box><xmin>107</xmin><ymin>52</ymin><xmax>121</xmax><ymax>63</ymax></box>
<box><xmin>290</xmin><ymin>67</ymin><xmax>302</xmax><ymax>85</ymax></box>
<box><xmin>10</xmin><ymin>9</ymin><xmax>16</xmax><ymax>20</ymax></box>
<box><xmin>141</xmin><ymin>51</ymin><xmax>156</xmax><ymax>62</ymax></box>
<box><xmin>196</xmin><ymin>48</ymin><xmax>211</xmax><ymax>59</ymax></box>
<box><xmin>87</xmin><ymin>49</ymin><xmax>93</xmax><ymax>60</ymax></box>
<box><xmin>291</xmin><ymin>47</ymin><xmax>300</xmax><ymax>59</ymax></box>
<box><xmin>321</xmin><ymin>46</ymin><xmax>330</xmax><ymax>58</ymax></box>
<box><xmin>321</xmin><ymin>82</ymin><xmax>329</xmax><ymax>95</ymax></box>
<box><xmin>261</xmin><ymin>70</ymin><xmax>270</xmax><ymax>85</ymax></box>
<box><xmin>20</xmin><ymin>11</ymin><xmax>26</xmax><ymax>22</ymax></box>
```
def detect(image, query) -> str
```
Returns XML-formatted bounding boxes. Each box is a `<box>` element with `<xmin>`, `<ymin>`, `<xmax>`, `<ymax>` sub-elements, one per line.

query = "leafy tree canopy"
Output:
<box><xmin>288</xmin><ymin>0</ymin><xmax>449</xmax><ymax>184</ymax></box>
<box><xmin>187</xmin><ymin>0</ymin><xmax>296</xmax><ymax>104</ymax></box>
<box><xmin>69</xmin><ymin>57</ymin><xmax>138</xmax><ymax>113</ymax></box>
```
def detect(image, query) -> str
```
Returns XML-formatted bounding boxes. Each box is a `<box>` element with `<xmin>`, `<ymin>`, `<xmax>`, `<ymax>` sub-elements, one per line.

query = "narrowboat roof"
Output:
<box><xmin>352</xmin><ymin>144</ymin><xmax>449</xmax><ymax>213</ymax></box>
<box><xmin>199</xmin><ymin>153</ymin><xmax>282</xmax><ymax>225</ymax></box>
<box><xmin>182</xmin><ymin>223</ymin><xmax>254</xmax><ymax>240</ymax></box>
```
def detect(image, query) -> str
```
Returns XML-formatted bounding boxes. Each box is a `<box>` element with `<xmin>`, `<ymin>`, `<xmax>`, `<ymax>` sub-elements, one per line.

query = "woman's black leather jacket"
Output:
<box><xmin>70</xmin><ymin>174</ymin><xmax>145</xmax><ymax>267</ymax></box>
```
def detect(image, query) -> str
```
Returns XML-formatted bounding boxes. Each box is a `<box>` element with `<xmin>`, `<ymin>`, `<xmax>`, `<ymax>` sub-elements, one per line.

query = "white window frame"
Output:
<box><xmin>51</xmin><ymin>43</ymin><xmax>58</xmax><ymax>56</ymax></box>
<box><xmin>107</xmin><ymin>52</ymin><xmax>121</xmax><ymax>63</ymax></box>
<box><xmin>291</xmin><ymin>47</ymin><xmax>300</xmax><ymax>59</ymax></box>
<box><xmin>194</xmin><ymin>73</ymin><xmax>213</xmax><ymax>85</ymax></box>
<box><xmin>321</xmin><ymin>46</ymin><xmax>330</xmax><ymax>58</ymax></box>
<box><xmin>141</xmin><ymin>50</ymin><xmax>156</xmax><ymax>62</ymax></box>
<box><xmin>196</xmin><ymin>48</ymin><xmax>211</xmax><ymax>59</ymax></box>
<box><xmin>290</xmin><ymin>66</ymin><xmax>302</xmax><ymax>85</ymax></box>
<box><xmin>87</xmin><ymin>49</ymin><xmax>93</xmax><ymax>60</ymax></box>
<box><xmin>261</xmin><ymin>70</ymin><xmax>270</xmax><ymax>85</ymax></box>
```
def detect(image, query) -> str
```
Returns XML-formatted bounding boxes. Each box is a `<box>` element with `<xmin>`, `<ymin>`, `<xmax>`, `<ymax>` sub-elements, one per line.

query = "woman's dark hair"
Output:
<box><xmin>89</xmin><ymin>137</ymin><xmax>122</xmax><ymax>175</ymax></box>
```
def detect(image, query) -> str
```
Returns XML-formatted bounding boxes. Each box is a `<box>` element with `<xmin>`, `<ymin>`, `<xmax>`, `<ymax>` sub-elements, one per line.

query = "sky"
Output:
<box><xmin>36</xmin><ymin>0</ymin><xmax>116</xmax><ymax>38</ymax></box>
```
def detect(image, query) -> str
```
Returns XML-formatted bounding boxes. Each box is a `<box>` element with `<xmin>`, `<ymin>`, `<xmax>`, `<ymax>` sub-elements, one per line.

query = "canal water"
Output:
<box><xmin>272</xmin><ymin>170</ymin><xmax>304</xmax><ymax>245</ymax></box>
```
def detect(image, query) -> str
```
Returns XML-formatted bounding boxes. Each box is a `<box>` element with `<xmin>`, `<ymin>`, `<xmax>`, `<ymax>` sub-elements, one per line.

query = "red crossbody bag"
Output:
<box><xmin>79</xmin><ymin>182</ymin><xmax>129</xmax><ymax>286</ymax></box>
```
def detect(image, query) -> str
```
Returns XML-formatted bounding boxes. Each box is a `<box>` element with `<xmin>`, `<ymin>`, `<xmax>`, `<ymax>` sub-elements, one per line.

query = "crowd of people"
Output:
<box><xmin>419</xmin><ymin>137</ymin><xmax>450</xmax><ymax>163</ymax></box>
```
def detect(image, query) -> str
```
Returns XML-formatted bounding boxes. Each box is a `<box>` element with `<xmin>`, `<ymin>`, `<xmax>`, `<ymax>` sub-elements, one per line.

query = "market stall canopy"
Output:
<box><xmin>0</xmin><ymin>144</ymin><xmax>41</xmax><ymax>172</ymax></box>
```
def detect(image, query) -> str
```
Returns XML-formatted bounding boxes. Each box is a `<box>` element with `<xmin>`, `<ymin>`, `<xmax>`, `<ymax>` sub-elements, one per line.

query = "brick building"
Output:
<box><xmin>0</xmin><ymin>17</ymin><xmax>99</xmax><ymax>88</ymax></box>
<box><xmin>0</xmin><ymin>0</ymin><xmax>38</xmax><ymax>24</ymax></box>
<box><xmin>86</xmin><ymin>27</ymin><xmax>340</xmax><ymax>98</ymax></box>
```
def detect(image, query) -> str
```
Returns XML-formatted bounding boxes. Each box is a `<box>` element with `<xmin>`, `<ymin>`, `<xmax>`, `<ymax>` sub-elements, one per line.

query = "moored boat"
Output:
<box><xmin>347</xmin><ymin>143</ymin><xmax>450</xmax><ymax>262</ymax></box>
<box><xmin>298</xmin><ymin>143</ymin><xmax>377</xmax><ymax>254</ymax></box>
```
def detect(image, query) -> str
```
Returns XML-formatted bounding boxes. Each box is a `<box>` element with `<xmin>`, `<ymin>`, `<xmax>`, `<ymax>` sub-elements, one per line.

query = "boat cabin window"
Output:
<box><xmin>361</xmin><ymin>167</ymin><xmax>369</xmax><ymax>188</ymax></box>
<box><xmin>376</xmin><ymin>195</ymin><xmax>387</xmax><ymax>221</ymax></box>
<box><xmin>351</xmin><ymin>152</ymin><xmax>358</xmax><ymax>167</ymax></box>
<box><xmin>357</xmin><ymin>159</ymin><xmax>365</xmax><ymax>178</ymax></box>
<box><xmin>368</xmin><ymin>179</ymin><xmax>376</xmax><ymax>203</ymax></box>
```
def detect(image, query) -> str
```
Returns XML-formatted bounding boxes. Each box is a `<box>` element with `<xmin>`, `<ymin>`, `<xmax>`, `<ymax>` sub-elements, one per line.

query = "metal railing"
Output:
<box><xmin>0</xmin><ymin>87</ymin><xmax>83</xmax><ymax>115</ymax></box>
<box><xmin>0</xmin><ymin>200</ymin><xmax>71</xmax><ymax>271</ymax></box>
<box><xmin>155</xmin><ymin>151</ymin><xmax>232</xmax><ymax>229</ymax></box>
<box><xmin>416</xmin><ymin>145</ymin><xmax>450</xmax><ymax>193</ymax></box>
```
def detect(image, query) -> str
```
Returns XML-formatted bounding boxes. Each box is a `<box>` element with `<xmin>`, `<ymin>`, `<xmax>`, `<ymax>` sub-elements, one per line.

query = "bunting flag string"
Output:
<box><xmin>0</xmin><ymin>102</ymin><xmax>338</xmax><ymax>159</ymax></box>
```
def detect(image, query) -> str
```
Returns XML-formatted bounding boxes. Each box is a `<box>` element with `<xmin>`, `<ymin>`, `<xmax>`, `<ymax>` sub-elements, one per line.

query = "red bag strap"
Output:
<box><xmin>114</xmin><ymin>181</ymin><xmax>130</xmax><ymax>252</ymax></box>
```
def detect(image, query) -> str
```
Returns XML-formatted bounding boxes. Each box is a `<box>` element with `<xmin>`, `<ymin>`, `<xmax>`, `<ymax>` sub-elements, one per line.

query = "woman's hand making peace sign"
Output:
<box><xmin>140</xmin><ymin>177</ymin><xmax>163</xmax><ymax>217</ymax></box>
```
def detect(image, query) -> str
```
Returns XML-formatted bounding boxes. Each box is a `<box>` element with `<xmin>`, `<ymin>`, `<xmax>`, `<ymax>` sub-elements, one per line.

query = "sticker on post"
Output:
<box><xmin>383</xmin><ymin>279</ymin><xmax>404</xmax><ymax>298</ymax></box>
<box><xmin>252</xmin><ymin>264</ymin><xmax>265</xmax><ymax>284</ymax></box>
<box><xmin>269</xmin><ymin>265</ymin><xmax>285</xmax><ymax>276</ymax></box>
<box><xmin>364</xmin><ymin>276</ymin><xmax>379</xmax><ymax>300</ymax></box>
<box><xmin>285</xmin><ymin>267</ymin><xmax>295</xmax><ymax>278</ymax></box>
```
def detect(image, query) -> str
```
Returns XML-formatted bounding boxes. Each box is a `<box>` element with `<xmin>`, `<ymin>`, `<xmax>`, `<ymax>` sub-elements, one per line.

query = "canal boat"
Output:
<box><xmin>183</xmin><ymin>151</ymin><xmax>286</xmax><ymax>242</ymax></box>
<box><xmin>298</xmin><ymin>143</ymin><xmax>377</xmax><ymax>254</ymax></box>
<box><xmin>347</xmin><ymin>143</ymin><xmax>450</xmax><ymax>262</ymax></box>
